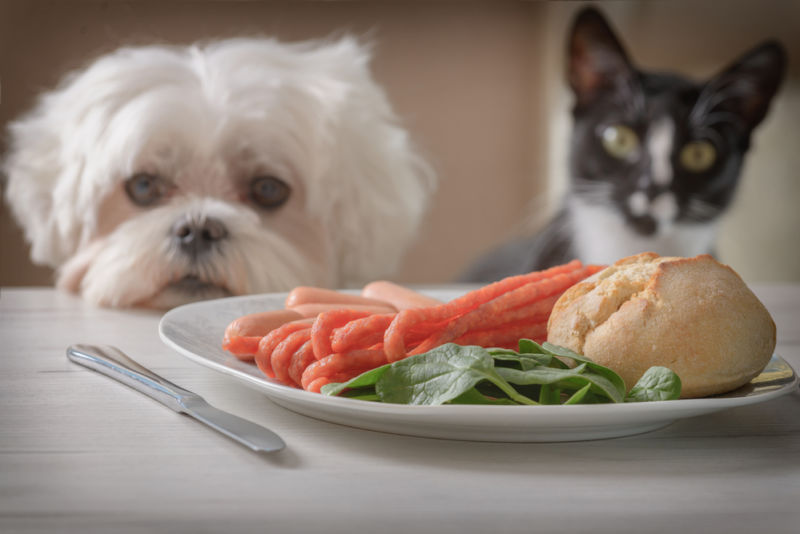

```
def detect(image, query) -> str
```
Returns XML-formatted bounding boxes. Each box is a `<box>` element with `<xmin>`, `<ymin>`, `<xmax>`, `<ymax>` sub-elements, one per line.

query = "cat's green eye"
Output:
<box><xmin>679</xmin><ymin>141</ymin><xmax>717</xmax><ymax>172</ymax></box>
<box><xmin>601</xmin><ymin>124</ymin><xmax>640</xmax><ymax>160</ymax></box>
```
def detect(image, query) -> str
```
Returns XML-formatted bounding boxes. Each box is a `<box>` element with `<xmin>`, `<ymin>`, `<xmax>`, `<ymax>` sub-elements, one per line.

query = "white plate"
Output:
<box><xmin>159</xmin><ymin>290</ymin><xmax>798</xmax><ymax>442</ymax></box>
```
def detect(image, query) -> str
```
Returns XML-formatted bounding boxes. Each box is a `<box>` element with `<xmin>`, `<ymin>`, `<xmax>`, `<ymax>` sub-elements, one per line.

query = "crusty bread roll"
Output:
<box><xmin>547</xmin><ymin>252</ymin><xmax>776</xmax><ymax>398</ymax></box>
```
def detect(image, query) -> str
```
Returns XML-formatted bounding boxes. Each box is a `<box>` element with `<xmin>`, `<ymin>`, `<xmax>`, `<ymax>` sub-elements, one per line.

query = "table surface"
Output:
<box><xmin>2</xmin><ymin>285</ymin><xmax>799</xmax><ymax>534</ymax></box>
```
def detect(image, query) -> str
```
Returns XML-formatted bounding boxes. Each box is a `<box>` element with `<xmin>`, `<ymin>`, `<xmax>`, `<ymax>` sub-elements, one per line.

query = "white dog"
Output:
<box><xmin>3</xmin><ymin>36</ymin><xmax>435</xmax><ymax>308</ymax></box>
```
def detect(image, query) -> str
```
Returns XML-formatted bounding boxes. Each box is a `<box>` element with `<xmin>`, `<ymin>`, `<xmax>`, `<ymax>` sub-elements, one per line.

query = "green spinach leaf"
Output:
<box><xmin>496</xmin><ymin>363</ymin><xmax>624</xmax><ymax>403</ymax></box>
<box><xmin>375</xmin><ymin>343</ymin><xmax>537</xmax><ymax>405</ymax></box>
<box><xmin>322</xmin><ymin>338</ymin><xmax>679</xmax><ymax>407</ymax></box>
<box><xmin>626</xmin><ymin>366</ymin><xmax>682</xmax><ymax>402</ymax></box>
<box><xmin>538</xmin><ymin>384</ymin><xmax>562</xmax><ymax>405</ymax></box>
<box><xmin>320</xmin><ymin>362</ymin><xmax>392</xmax><ymax>397</ymax></box>
<box><xmin>449</xmin><ymin>387</ymin><xmax>518</xmax><ymax>405</ymax></box>
<box><xmin>564</xmin><ymin>383</ymin><xmax>593</xmax><ymax>404</ymax></box>
<box><xmin>541</xmin><ymin>342</ymin><xmax>627</xmax><ymax>394</ymax></box>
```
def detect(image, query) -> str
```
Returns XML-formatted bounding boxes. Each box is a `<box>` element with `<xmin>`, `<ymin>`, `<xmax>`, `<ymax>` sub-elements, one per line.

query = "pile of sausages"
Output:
<box><xmin>223</xmin><ymin>260</ymin><xmax>604</xmax><ymax>393</ymax></box>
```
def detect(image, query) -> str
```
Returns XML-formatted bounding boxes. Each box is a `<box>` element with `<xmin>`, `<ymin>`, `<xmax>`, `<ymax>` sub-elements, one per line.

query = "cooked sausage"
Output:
<box><xmin>290</xmin><ymin>303</ymin><xmax>396</xmax><ymax>318</ymax></box>
<box><xmin>223</xmin><ymin>309</ymin><xmax>304</xmax><ymax>343</ymax></box>
<box><xmin>361</xmin><ymin>281</ymin><xmax>441</xmax><ymax>310</ymax></box>
<box><xmin>285</xmin><ymin>286</ymin><xmax>395</xmax><ymax>309</ymax></box>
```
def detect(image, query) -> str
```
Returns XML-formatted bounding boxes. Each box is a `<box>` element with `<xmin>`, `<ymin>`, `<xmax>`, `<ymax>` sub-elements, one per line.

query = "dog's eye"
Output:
<box><xmin>250</xmin><ymin>176</ymin><xmax>291</xmax><ymax>209</ymax></box>
<box><xmin>124</xmin><ymin>173</ymin><xmax>169</xmax><ymax>206</ymax></box>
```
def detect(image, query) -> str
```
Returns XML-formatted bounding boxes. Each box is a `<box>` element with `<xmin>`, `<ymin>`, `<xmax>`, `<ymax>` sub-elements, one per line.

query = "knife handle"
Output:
<box><xmin>67</xmin><ymin>344</ymin><xmax>199</xmax><ymax>413</ymax></box>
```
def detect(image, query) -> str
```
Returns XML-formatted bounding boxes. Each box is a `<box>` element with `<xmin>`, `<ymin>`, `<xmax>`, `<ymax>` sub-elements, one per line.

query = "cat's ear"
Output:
<box><xmin>567</xmin><ymin>7</ymin><xmax>635</xmax><ymax>108</ymax></box>
<box><xmin>704</xmin><ymin>41</ymin><xmax>786</xmax><ymax>132</ymax></box>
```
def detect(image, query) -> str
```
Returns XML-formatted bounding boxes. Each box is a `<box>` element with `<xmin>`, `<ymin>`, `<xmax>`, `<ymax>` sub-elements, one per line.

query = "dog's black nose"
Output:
<box><xmin>172</xmin><ymin>216</ymin><xmax>228</xmax><ymax>256</ymax></box>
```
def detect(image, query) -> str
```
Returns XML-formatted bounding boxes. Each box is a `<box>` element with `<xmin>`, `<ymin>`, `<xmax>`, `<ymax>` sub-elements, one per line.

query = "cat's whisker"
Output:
<box><xmin>571</xmin><ymin>180</ymin><xmax>615</xmax><ymax>203</ymax></box>
<box><xmin>683</xmin><ymin>198</ymin><xmax>723</xmax><ymax>222</ymax></box>
<box><xmin>519</xmin><ymin>192</ymin><xmax>560</xmax><ymax>234</ymax></box>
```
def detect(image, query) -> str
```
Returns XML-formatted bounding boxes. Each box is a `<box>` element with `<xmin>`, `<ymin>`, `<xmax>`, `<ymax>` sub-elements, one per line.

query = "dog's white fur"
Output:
<box><xmin>3</xmin><ymin>36</ymin><xmax>435</xmax><ymax>308</ymax></box>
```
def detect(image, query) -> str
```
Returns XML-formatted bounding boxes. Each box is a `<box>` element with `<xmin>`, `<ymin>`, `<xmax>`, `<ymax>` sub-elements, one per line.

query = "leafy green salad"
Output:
<box><xmin>321</xmin><ymin>339</ymin><xmax>682</xmax><ymax>405</ymax></box>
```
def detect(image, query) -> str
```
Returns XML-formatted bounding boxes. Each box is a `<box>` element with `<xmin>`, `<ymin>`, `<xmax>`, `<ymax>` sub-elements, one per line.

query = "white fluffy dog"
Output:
<box><xmin>3</xmin><ymin>36</ymin><xmax>435</xmax><ymax>308</ymax></box>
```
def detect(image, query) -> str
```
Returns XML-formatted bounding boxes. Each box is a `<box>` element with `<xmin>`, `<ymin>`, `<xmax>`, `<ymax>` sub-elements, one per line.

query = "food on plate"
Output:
<box><xmin>222</xmin><ymin>260</ymin><xmax>604</xmax><ymax>393</ymax></box>
<box><xmin>289</xmin><ymin>303</ymin><xmax>397</xmax><ymax>318</ymax></box>
<box><xmin>382</xmin><ymin>260</ymin><xmax>602</xmax><ymax>362</ymax></box>
<box><xmin>321</xmin><ymin>339</ymin><xmax>682</xmax><ymax>405</ymax></box>
<box><xmin>224</xmin><ymin>285</ymin><xmax>434</xmax><ymax>362</ymax></box>
<box><xmin>304</xmin><ymin>260</ymin><xmax>601</xmax><ymax>392</ymax></box>
<box><xmin>285</xmin><ymin>287</ymin><xmax>397</xmax><ymax>317</ymax></box>
<box><xmin>361</xmin><ymin>280</ymin><xmax>443</xmax><ymax>310</ymax></box>
<box><xmin>220</xmin><ymin>252</ymin><xmax>780</xmax><ymax>405</ymax></box>
<box><xmin>546</xmin><ymin>252</ymin><xmax>777</xmax><ymax>398</ymax></box>
<box><xmin>222</xmin><ymin>309</ymin><xmax>304</xmax><ymax>358</ymax></box>
<box><xmin>285</xmin><ymin>286</ymin><xmax>396</xmax><ymax>309</ymax></box>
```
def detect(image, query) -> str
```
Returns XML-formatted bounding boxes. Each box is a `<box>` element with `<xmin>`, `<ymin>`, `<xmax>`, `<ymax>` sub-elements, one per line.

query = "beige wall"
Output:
<box><xmin>1</xmin><ymin>0</ymin><xmax>798</xmax><ymax>288</ymax></box>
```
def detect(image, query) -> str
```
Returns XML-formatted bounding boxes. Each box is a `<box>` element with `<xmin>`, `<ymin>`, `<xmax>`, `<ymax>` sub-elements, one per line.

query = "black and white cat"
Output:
<box><xmin>461</xmin><ymin>7</ymin><xmax>786</xmax><ymax>281</ymax></box>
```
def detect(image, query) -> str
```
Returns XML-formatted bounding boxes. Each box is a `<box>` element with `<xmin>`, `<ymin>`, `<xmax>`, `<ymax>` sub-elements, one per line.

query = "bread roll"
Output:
<box><xmin>546</xmin><ymin>252</ymin><xmax>776</xmax><ymax>398</ymax></box>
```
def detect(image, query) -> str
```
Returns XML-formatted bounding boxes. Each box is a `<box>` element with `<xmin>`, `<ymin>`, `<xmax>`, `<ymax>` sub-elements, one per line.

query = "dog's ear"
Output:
<box><xmin>301</xmin><ymin>37</ymin><xmax>436</xmax><ymax>284</ymax></box>
<box><xmin>3</xmin><ymin>45</ymin><xmax>156</xmax><ymax>270</ymax></box>
<box><xmin>3</xmin><ymin>89</ymin><xmax>88</xmax><ymax>268</ymax></box>
<box><xmin>567</xmin><ymin>7</ymin><xmax>636</xmax><ymax>110</ymax></box>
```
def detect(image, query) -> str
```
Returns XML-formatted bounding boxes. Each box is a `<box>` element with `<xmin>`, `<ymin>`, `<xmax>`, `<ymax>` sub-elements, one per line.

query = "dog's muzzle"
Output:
<box><xmin>171</xmin><ymin>215</ymin><xmax>228</xmax><ymax>258</ymax></box>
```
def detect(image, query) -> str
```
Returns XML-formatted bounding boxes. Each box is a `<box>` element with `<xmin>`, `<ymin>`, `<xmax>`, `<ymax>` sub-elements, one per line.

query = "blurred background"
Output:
<box><xmin>2</xmin><ymin>0</ymin><xmax>799</xmax><ymax>288</ymax></box>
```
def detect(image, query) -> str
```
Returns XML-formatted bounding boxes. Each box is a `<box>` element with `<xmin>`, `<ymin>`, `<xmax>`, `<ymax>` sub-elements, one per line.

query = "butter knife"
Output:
<box><xmin>66</xmin><ymin>344</ymin><xmax>285</xmax><ymax>453</ymax></box>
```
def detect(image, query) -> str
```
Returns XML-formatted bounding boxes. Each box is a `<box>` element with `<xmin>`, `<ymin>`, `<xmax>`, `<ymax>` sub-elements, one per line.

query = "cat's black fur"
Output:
<box><xmin>461</xmin><ymin>7</ymin><xmax>786</xmax><ymax>282</ymax></box>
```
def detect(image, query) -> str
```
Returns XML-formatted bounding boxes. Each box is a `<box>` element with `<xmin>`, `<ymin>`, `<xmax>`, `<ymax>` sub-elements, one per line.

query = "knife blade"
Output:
<box><xmin>66</xmin><ymin>344</ymin><xmax>285</xmax><ymax>453</ymax></box>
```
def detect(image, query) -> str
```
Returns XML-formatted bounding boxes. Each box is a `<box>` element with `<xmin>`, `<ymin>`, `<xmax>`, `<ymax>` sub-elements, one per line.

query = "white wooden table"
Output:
<box><xmin>2</xmin><ymin>286</ymin><xmax>799</xmax><ymax>534</ymax></box>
